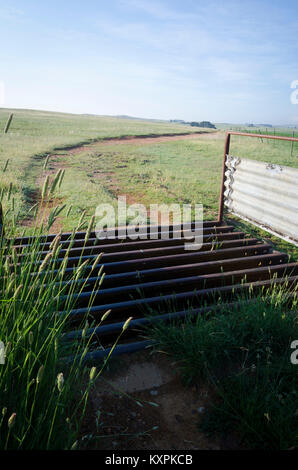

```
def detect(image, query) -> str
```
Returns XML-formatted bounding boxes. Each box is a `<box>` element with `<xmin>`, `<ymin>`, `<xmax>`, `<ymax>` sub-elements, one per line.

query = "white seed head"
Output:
<box><xmin>89</xmin><ymin>367</ymin><xmax>96</xmax><ymax>381</ymax></box>
<box><xmin>8</xmin><ymin>413</ymin><xmax>16</xmax><ymax>429</ymax></box>
<box><xmin>57</xmin><ymin>372</ymin><xmax>64</xmax><ymax>392</ymax></box>
<box><xmin>101</xmin><ymin>309</ymin><xmax>111</xmax><ymax>323</ymax></box>
<box><xmin>0</xmin><ymin>341</ymin><xmax>5</xmax><ymax>365</ymax></box>
<box><xmin>122</xmin><ymin>317</ymin><xmax>133</xmax><ymax>332</ymax></box>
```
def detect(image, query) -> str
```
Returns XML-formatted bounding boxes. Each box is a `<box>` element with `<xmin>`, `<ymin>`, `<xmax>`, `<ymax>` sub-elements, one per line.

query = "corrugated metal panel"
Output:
<box><xmin>224</xmin><ymin>156</ymin><xmax>298</xmax><ymax>246</ymax></box>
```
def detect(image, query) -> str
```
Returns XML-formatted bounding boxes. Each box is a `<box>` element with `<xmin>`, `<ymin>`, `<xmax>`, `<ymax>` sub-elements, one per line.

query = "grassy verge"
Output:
<box><xmin>226</xmin><ymin>216</ymin><xmax>298</xmax><ymax>261</ymax></box>
<box><xmin>0</xmin><ymin>192</ymin><xmax>131</xmax><ymax>449</ymax></box>
<box><xmin>148</xmin><ymin>286</ymin><xmax>298</xmax><ymax>449</ymax></box>
<box><xmin>0</xmin><ymin>108</ymin><xmax>204</xmax><ymax>228</ymax></box>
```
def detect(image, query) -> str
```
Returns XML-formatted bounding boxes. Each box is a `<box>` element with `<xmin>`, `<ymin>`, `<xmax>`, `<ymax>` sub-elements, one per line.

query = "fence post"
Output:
<box><xmin>218</xmin><ymin>132</ymin><xmax>231</xmax><ymax>223</ymax></box>
<box><xmin>4</xmin><ymin>113</ymin><xmax>13</xmax><ymax>134</ymax></box>
<box><xmin>291</xmin><ymin>130</ymin><xmax>295</xmax><ymax>156</ymax></box>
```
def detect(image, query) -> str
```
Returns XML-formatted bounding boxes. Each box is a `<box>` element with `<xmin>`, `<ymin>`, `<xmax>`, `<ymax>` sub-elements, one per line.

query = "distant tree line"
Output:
<box><xmin>170</xmin><ymin>119</ymin><xmax>216</xmax><ymax>129</ymax></box>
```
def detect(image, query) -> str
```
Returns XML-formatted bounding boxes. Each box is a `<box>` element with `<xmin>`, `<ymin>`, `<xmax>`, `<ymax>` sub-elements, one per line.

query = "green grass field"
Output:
<box><xmin>0</xmin><ymin>108</ymin><xmax>297</xmax><ymax>260</ymax></box>
<box><xmin>0</xmin><ymin>108</ymin><xmax>211</xmax><ymax>228</ymax></box>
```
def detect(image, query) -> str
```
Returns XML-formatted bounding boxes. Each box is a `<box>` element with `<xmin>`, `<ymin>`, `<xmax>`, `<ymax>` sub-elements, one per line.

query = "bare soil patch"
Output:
<box><xmin>81</xmin><ymin>350</ymin><xmax>243</xmax><ymax>451</ymax></box>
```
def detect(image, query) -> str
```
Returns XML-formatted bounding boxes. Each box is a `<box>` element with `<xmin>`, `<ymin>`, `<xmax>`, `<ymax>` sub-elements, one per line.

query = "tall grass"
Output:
<box><xmin>148</xmin><ymin>286</ymin><xmax>298</xmax><ymax>449</ymax></box>
<box><xmin>0</xmin><ymin>174</ymin><xmax>129</xmax><ymax>449</ymax></box>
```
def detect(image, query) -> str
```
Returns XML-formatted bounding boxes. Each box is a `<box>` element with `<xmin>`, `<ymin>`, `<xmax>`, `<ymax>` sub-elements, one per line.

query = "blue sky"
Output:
<box><xmin>0</xmin><ymin>0</ymin><xmax>298</xmax><ymax>124</ymax></box>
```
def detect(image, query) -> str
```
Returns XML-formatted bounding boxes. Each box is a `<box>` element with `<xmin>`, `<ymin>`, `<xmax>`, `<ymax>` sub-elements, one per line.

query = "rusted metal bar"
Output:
<box><xmin>12</xmin><ymin>220</ymin><xmax>221</xmax><ymax>245</ymax></box>
<box><xmin>30</xmin><ymin>228</ymin><xmax>246</xmax><ymax>262</ymax></box>
<box><xmin>6</xmin><ymin>208</ymin><xmax>298</xmax><ymax>357</ymax></box>
<box><xmin>54</xmin><ymin>242</ymin><xmax>271</xmax><ymax>273</ymax></box>
<box><xmin>62</xmin><ymin>270</ymin><xmax>298</xmax><ymax>322</ymax></box>
<box><xmin>15</xmin><ymin>225</ymin><xmax>239</xmax><ymax>259</ymax></box>
<box><xmin>227</xmin><ymin>131</ymin><xmax>298</xmax><ymax>142</ymax></box>
<box><xmin>64</xmin><ymin>300</ymin><xmax>256</xmax><ymax>341</ymax></box>
<box><xmin>29</xmin><ymin>236</ymin><xmax>261</xmax><ymax>272</ymax></box>
<box><xmin>65</xmin><ymin>340</ymin><xmax>154</xmax><ymax>363</ymax></box>
<box><xmin>26</xmin><ymin>230</ymin><xmax>246</xmax><ymax>255</ymax></box>
<box><xmin>59</xmin><ymin>251</ymin><xmax>287</xmax><ymax>293</ymax></box>
<box><xmin>66</xmin><ymin>261</ymin><xmax>297</xmax><ymax>307</ymax></box>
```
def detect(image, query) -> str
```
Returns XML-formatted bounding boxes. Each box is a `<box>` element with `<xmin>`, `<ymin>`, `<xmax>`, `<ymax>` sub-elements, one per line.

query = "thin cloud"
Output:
<box><xmin>0</xmin><ymin>7</ymin><xmax>24</xmax><ymax>21</ymax></box>
<box><xmin>119</xmin><ymin>0</ymin><xmax>197</xmax><ymax>21</ymax></box>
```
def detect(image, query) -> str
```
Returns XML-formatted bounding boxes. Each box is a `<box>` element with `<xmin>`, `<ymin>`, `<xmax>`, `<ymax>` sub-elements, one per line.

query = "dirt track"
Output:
<box><xmin>60</xmin><ymin>130</ymin><xmax>219</xmax><ymax>155</ymax></box>
<box><xmin>22</xmin><ymin>130</ymin><xmax>220</xmax><ymax>232</ymax></box>
<box><xmin>99</xmin><ymin>131</ymin><xmax>217</xmax><ymax>145</ymax></box>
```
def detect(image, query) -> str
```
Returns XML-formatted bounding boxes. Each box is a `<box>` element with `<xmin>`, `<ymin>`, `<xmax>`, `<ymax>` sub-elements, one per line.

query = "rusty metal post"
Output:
<box><xmin>218</xmin><ymin>132</ymin><xmax>231</xmax><ymax>223</ymax></box>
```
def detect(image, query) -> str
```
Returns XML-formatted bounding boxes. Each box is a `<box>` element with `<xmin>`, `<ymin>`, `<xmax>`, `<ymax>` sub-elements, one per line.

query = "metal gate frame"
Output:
<box><xmin>218</xmin><ymin>131</ymin><xmax>298</xmax><ymax>244</ymax></box>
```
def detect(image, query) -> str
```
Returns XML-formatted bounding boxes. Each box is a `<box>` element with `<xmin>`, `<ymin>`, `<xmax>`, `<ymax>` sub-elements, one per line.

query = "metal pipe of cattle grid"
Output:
<box><xmin>53</xmin><ymin>242</ymin><xmax>272</xmax><ymax>275</ymax></box>
<box><xmin>60</xmin><ymin>273</ymin><xmax>298</xmax><ymax>323</ymax></box>
<box><xmin>64</xmin><ymin>340</ymin><xmax>154</xmax><ymax>363</ymax></box>
<box><xmin>22</xmin><ymin>237</ymin><xmax>262</xmax><ymax>279</ymax></box>
<box><xmin>39</xmin><ymin>228</ymin><xmax>245</xmax><ymax>263</ymax></box>
<box><xmin>12</xmin><ymin>220</ymin><xmax>221</xmax><ymax>246</ymax></box>
<box><xmin>63</xmin><ymin>300</ymin><xmax>257</xmax><ymax>341</ymax></box>
<box><xmin>64</xmin><ymin>261</ymin><xmax>297</xmax><ymax>308</ymax></box>
<box><xmin>61</xmin><ymin>263</ymin><xmax>298</xmax><ymax>317</ymax></box>
<box><xmin>59</xmin><ymin>251</ymin><xmax>288</xmax><ymax>293</ymax></box>
<box><xmin>13</xmin><ymin>230</ymin><xmax>245</xmax><ymax>255</ymax></box>
<box><xmin>13</xmin><ymin>227</ymin><xmax>240</xmax><ymax>255</ymax></box>
<box><xmin>15</xmin><ymin>225</ymin><xmax>239</xmax><ymax>260</ymax></box>
<box><xmin>64</xmin><ymin>288</ymin><xmax>297</xmax><ymax>360</ymax></box>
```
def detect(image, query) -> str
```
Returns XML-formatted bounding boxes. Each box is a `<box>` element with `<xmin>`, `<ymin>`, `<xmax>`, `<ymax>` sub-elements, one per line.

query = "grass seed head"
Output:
<box><xmin>85</xmin><ymin>215</ymin><xmax>95</xmax><ymax>242</ymax></box>
<box><xmin>37</xmin><ymin>365</ymin><xmax>44</xmax><ymax>384</ymax></box>
<box><xmin>122</xmin><ymin>317</ymin><xmax>133</xmax><ymax>332</ymax></box>
<box><xmin>43</xmin><ymin>155</ymin><xmax>50</xmax><ymax>170</ymax></box>
<box><xmin>50</xmin><ymin>169</ymin><xmax>63</xmax><ymax>194</ymax></box>
<box><xmin>101</xmin><ymin>309</ymin><xmax>111</xmax><ymax>323</ymax></box>
<box><xmin>91</xmin><ymin>252</ymin><xmax>103</xmax><ymax>272</ymax></box>
<box><xmin>0</xmin><ymin>341</ymin><xmax>5</xmax><ymax>365</ymax></box>
<box><xmin>28</xmin><ymin>331</ymin><xmax>34</xmax><ymax>346</ymax></box>
<box><xmin>41</xmin><ymin>175</ymin><xmax>50</xmax><ymax>200</ymax></box>
<box><xmin>89</xmin><ymin>367</ymin><xmax>96</xmax><ymax>381</ymax></box>
<box><xmin>12</xmin><ymin>284</ymin><xmax>23</xmax><ymax>299</ymax></box>
<box><xmin>57</xmin><ymin>372</ymin><xmax>64</xmax><ymax>392</ymax></box>
<box><xmin>8</xmin><ymin>413</ymin><xmax>16</xmax><ymax>430</ymax></box>
<box><xmin>38</xmin><ymin>252</ymin><xmax>53</xmax><ymax>273</ymax></box>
